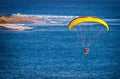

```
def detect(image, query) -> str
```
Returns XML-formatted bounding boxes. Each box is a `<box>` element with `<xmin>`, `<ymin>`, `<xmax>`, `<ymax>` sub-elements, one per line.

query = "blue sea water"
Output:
<box><xmin>0</xmin><ymin>0</ymin><xmax>120</xmax><ymax>79</ymax></box>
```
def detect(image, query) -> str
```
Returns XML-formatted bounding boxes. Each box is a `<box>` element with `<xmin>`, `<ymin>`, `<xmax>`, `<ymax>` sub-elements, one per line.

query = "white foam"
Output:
<box><xmin>9</xmin><ymin>13</ymin><xmax>120</xmax><ymax>30</ymax></box>
<box><xmin>12</xmin><ymin>13</ymin><xmax>76</xmax><ymax>18</ymax></box>
<box><xmin>0</xmin><ymin>24</ymin><xmax>32</xmax><ymax>31</ymax></box>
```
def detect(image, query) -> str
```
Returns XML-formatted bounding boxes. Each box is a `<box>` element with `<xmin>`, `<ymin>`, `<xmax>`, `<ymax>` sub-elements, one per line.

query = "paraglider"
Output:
<box><xmin>68</xmin><ymin>16</ymin><xmax>109</xmax><ymax>54</ymax></box>
<box><xmin>83</xmin><ymin>48</ymin><xmax>89</xmax><ymax>54</ymax></box>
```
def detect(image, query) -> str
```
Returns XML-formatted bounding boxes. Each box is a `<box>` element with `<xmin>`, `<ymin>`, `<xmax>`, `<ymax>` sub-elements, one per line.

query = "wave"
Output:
<box><xmin>11</xmin><ymin>14</ymin><xmax>77</xmax><ymax>27</ymax></box>
<box><xmin>12</xmin><ymin>14</ymin><xmax>120</xmax><ymax>26</ymax></box>
<box><xmin>1</xmin><ymin>13</ymin><xmax>119</xmax><ymax>31</ymax></box>
<box><xmin>0</xmin><ymin>24</ymin><xmax>33</xmax><ymax>31</ymax></box>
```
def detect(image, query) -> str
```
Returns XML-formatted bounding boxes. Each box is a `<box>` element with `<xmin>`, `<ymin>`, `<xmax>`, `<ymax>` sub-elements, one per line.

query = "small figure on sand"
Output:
<box><xmin>16</xmin><ymin>13</ymin><xmax>21</xmax><ymax>16</ymax></box>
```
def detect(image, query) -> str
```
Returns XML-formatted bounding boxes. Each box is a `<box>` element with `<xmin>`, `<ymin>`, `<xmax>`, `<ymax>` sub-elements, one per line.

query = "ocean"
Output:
<box><xmin>0</xmin><ymin>0</ymin><xmax>120</xmax><ymax>79</ymax></box>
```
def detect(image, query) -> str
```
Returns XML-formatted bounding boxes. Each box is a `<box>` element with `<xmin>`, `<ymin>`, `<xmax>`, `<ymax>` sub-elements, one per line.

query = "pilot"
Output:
<box><xmin>83</xmin><ymin>48</ymin><xmax>89</xmax><ymax>54</ymax></box>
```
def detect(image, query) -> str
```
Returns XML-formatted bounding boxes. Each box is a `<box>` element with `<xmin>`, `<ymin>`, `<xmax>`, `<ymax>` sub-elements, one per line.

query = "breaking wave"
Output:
<box><xmin>1</xmin><ymin>13</ymin><xmax>120</xmax><ymax>31</ymax></box>
<box><xmin>12</xmin><ymin>14</ymin><xmax>120</xmax><ymax>26</ymax></box>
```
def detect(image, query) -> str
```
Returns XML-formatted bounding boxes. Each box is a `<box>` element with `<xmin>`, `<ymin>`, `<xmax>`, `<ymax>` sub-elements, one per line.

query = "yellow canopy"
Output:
<box><xmin>68</xmin><ymin>16</ymin><xmax>109</xmax><ymax>31</ymax></box>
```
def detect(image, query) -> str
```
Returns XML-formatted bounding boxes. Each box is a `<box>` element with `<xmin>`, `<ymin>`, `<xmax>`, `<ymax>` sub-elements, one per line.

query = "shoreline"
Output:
<box><xmin>0</xmin><ymin>14</ymin><xmax>42</xmax><ymax>30</ymax></box>
<box><xmin>0</xmin><ymin>24</ymin><xmax>32</xmax><ymax>30</ymax></box>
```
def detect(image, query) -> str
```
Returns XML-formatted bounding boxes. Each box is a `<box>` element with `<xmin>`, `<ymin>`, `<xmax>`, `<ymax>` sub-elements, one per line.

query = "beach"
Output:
<box><xmin>0</xmin><ymin>14</ymin><xmax>42</xmax><ymax>30</ymax></box>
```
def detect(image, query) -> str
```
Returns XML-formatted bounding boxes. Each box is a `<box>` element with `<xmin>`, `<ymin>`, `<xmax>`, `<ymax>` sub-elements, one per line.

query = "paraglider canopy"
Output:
<box><xmin>68</xmin><ymin>16</ymin><xmax>110</xmax><ymax>54</ymax></box>
<box><xmin>68</xmin><ymin>16</ymin><xmax>109</xmax><ymax>31</ymax></box>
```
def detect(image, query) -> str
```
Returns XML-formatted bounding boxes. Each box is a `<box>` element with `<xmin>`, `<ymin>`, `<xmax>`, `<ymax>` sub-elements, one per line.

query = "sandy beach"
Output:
<box><xmin>0</xmin><ymin>14</ymin><xmax>42</xmax><ymax>30</ymax></box>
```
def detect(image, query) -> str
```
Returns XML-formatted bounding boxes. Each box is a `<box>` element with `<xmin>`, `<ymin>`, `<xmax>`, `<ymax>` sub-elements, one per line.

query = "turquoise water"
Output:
<box><xmin>0</xmin><ymin>0</ymin><xmax>120</xmax><ymax>79</ymax></box>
